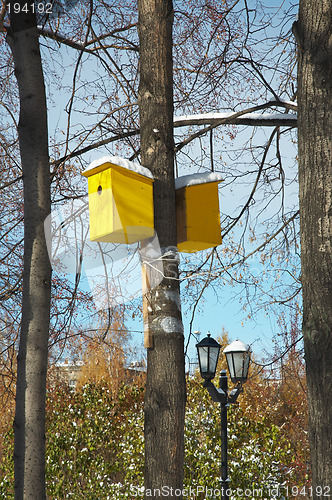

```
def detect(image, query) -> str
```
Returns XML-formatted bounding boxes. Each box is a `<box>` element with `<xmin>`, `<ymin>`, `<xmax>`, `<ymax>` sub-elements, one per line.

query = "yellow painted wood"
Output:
<box><xmin>82</xmin><ymin>161</ymin><xmax>154</xmax><ymax>244</ymax></box>
<box><xmin>176</xmin><ymin>182</ymin><xmax>222</xmax><ymax>252</ymax></box>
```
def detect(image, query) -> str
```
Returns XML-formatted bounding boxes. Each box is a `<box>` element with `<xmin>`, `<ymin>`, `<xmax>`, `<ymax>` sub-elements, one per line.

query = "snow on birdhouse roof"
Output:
<box><xmin>175</xmin><ymin>172</ymin><xmax>224</xmax><ymax>190</ymax></box>
<box><xmin>82</xmin><ymin>155</ymin><xmax>154</xmax><ymax>180</ymax></box>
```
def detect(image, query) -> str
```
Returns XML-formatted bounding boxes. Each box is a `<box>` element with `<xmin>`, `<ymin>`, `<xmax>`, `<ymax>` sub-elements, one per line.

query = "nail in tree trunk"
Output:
<box><xmin>137</xmin><ymin>0</ymin><xmax>186</xmax><ymax>497</ymax></box>
<box><xmin>7</xmin><ymin>4</ymin><xmax>51</xmax><ymax>499</ymax></box>
<box><xmin>296</xmin><ymin>0</ymin><xmax>332</xmax><ymax>494</ymax></box>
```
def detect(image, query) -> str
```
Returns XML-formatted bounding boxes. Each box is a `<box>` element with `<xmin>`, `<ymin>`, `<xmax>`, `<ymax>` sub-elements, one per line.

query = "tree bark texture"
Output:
<box><xmin>297</xmin><ymin>0</ymin><xmax>332</xmax><ymax>494</ymax></box>
<box><xmin>138</xmin><ymin>0</ymin><xmax>186</xmax><ymax>498</ymax></box>
<box><xmin>7</xmin><ymin>5</ymin><xmax>51</xmax><ymax>499</ymax></box>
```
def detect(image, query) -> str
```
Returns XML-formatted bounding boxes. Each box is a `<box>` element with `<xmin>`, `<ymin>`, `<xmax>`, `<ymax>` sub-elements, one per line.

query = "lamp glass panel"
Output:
<box><xmin>233</xmin><ymin>351</ymin><xmax>245</xmax><ymax>379</ymax></box>
<box><xmin>198</xmin><ymin>346</ymin><xmax>209</xmax><ymax>374</ymax></box>
<box><xmin>197</xmin><ymin>344</ymin><xmax>220</xmax><ymax>379</ymax></box>
<box><xmin>208</xmin><ymin>346</ymin><xmax>220</xmax><ymax>377</ymax></box>
<box><xmin>226</xmin><ymin>352</ymin><xmax>246</xmax><ymax>382</ymax></box>
<box><xmin>242</xmin><ymin>352</ymin><xmax>250</xmax><ymax>380</ymax></box>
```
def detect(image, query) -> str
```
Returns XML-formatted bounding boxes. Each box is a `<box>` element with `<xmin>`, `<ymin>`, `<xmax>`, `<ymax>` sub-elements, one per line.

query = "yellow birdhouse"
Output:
<box><xmin>175</xmin><ymin>172</ymin><xmax>224</xmax><ymax>253</ymax></box>
<box><xmin>82</xmin><ymin>156</ymin><xmax>154</xmax><ymax>244</ymax></box>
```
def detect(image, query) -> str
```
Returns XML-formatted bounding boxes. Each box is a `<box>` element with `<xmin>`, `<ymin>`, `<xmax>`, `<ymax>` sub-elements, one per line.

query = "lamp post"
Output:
<box><xmin>196</xmin><ymin>334</ymin><xmax>251</xmax><ymax>500</ymax></box>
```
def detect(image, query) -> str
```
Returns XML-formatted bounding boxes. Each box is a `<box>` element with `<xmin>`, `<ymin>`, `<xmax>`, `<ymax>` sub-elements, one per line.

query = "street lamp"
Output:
<box><xmin>223</xmin><ymin>339</ymin><xmax>251</xmax><ymax>385</ymax></box>
<box><xmin>196</xmin><ymin>335</ymin><xmax>251</xmax><ymax>500</ymax></box>
<box><xmin>196</xmin><ymin>332</ymin><xmax>221</xmax><ymax>381</ymax></box>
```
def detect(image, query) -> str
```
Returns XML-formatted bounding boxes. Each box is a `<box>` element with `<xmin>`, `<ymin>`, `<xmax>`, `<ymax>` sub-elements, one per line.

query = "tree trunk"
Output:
<box><xmin>7</xmin><ymin>6</ymin><xmax>51</xmax><ymax>500</ymax></box>
<box><xmin>297</xmin><ymin>0</ymin><xmax>332</xmax><ymax>494</ymax></box>
<box><xmin>137</xmin><ymin>0</ymin><xmax>186</xmax><ymax>498</ymax></box>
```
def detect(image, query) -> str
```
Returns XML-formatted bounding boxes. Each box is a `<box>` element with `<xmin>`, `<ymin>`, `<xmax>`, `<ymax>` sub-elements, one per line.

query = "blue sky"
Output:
<box><xmin>123</xmin><ymin>259</ymin><xmax>285</xmax><ymax>370</ymax></box>
<box><xmin>41</xmin><ymin>1</ymin><xmax>300</xmax><ymax>369</ymax></box>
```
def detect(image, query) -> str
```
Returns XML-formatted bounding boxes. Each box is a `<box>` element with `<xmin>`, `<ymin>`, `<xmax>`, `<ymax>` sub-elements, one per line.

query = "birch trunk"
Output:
<box><xmin>7</xmin><ymin>6</ymin><xmax>51</xmax><ymax>499</ymax></box>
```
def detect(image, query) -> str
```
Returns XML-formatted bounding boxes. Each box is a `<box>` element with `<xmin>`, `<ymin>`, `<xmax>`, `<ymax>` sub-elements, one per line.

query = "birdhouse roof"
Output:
<box><xmin>175</xmin><ymin>172</ymin><xmax>224</xmax><ymax>190</ymax></box>
<box><xmin>82</xmin><ymin>155</ymin><xmax>154</xmax><ymax>180</ymax></box>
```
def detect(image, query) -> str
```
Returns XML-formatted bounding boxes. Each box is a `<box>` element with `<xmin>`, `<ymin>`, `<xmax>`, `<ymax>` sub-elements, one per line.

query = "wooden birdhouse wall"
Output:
<box><xmin>176</xmin><ymin>180</ymin><xmax>222</xmax><ymax>253</ymax></box>
<box><xmin>82</xmin><ymin>160</ymin><xmax>154</xmax><ymax>244</ymax></box>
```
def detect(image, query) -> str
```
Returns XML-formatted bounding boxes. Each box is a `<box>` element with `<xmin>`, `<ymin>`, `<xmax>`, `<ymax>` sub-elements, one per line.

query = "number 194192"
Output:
<box><xmin>283</xmin><ymin>486</ymin><xmax>330</xmax><ymax>497</ymax></box>
<box><xmin>7</xmin><ymin>3</ymin><xmax>53</xmax><ymax>14</ymax></box>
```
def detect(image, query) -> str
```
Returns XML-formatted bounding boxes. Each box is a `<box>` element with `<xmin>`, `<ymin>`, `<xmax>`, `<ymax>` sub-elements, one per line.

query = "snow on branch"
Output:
<box><xmin>174</xmin><ymin>111</ymin><xmax>297</xmax><ymax>128</ymax></box>
<box><xmin>174</xmin><ymin>101</ymin><xmax>297</xmax><ymax>129</ymax></box>
<box><xmin>38</xmin><ymin>28</ymin><xmax>94</xmax><ymax>54</ymax></box>
<box><xmin>53</xmin><ymin>101</ymin><xmax>297</xmax><ymax>168</ymax></box>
